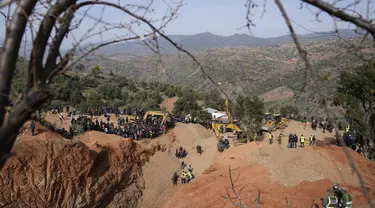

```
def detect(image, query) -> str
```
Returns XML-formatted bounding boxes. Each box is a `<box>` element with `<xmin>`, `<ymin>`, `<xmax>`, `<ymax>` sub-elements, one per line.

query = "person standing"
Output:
<box><xmin>300</xmin><ymin>134</ymin><xmax>305</xmax><ymax>147</ymax></box>
<box><xmin>340</xmin><ymin>187</ymin><xmax>352</xmax><ymax>208</ymax></box>
<box><xmin>323</xmin><ymin>188</ymin><xmax>339</xmax><ymax>208</ymax></box>
<box><xmin>269</xmin><ymin>133</ymin><xmax>274</xmax><ymax>144</ymax></box>
<box><xmin>172</xmin><ymin>172</ymin><xmax>178</xmax><ymax>185</ymax></box>
<box><xmin>293</xmin><ymin>134</ymin><xmax>298</xmax><ymax>148</ymax></box>
<box><xmin>278</xmin><ymin>133</ymin><xmax>283</xmax><ymax>144</ymax></box>
<box><xmin>30</xmin><ymin>121</ymin><xmax>36</xmax><ymax>136</ymax></box>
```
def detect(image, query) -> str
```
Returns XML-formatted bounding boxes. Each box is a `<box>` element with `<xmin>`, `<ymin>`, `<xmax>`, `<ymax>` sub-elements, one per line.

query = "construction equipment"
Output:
<box><xmin>143</xmin><ymin>111</ymin><xmax>169</xmax><ymax>125</ymax></box>
<box><xmin>211</xmin><ymin>99</ymin><xmax>242</xmax><ymax>137</ymax></box>
<box><xmin>261</xmin><ymin>113</ymin><xmax>288</xmax><ymax>132</ymax></box>
<box><xmin>217</xmin><ymin>137</ymin><xmax>230</xmax><ymax>152</ymax></box>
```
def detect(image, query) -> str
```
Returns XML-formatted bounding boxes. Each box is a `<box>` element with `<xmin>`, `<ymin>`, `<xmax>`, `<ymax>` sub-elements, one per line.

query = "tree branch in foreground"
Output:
<box><xmin>275</xmin><ymin>1</ymin><xmax>375</xmax><ymax>207</ymax></box>
<box><xmin>222</xmin><ymin>165</ymin><xmax>260</xmax><ymax>208</ymax></box>
<box><xmin>302</xmin><ymin>0</ymin><xmax>375</xmax><ymax>39</ymax></box>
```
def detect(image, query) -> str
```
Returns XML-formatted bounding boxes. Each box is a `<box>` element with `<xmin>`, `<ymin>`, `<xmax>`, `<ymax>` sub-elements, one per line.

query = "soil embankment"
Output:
<box><xmin>165</xmin><ymin>120</ymin><xmax>375</xmax><ymax>208</ymax></box>
<box><xmin>0</xmin><ymin>125</ymin><xmax>157</xmax><ymax>208</ymax></box>
<box><xmin>2</xmin><ymin>120</ymin><xmax>375</xmax><ymax>208</ymax></box>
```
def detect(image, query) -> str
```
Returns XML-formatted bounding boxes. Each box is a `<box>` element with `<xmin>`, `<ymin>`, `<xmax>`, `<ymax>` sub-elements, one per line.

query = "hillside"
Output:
<box><xmin>79</xmin><ymin>38</ymin><xmax>374</xmax><ymax>115</ymax></box>
<box><xmin>88</xmin><ymin>29</ymin><xmax>360</xmax><ymax>57</ymax></box>
<box><xmin>4</xmin><ymin>119</ymin><xmax>374</xmax><ymax>207</ymax></box>
<box><xmin>164</xmin><ymin>121</ymin><xmax>375</xmax><ymax>208</ymax></box>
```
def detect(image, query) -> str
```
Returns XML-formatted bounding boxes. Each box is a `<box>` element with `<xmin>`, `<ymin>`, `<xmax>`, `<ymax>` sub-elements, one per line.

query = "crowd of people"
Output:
<box><xmin>68</xmin><ymin>114</ymin><xmax>172</xmax><ymax>140</ymax></box>
<box><xmin>29</xmin><ymin>106</ymin><xmax>183</xmax><ymax>141</ymax></box>
<box><xmin>172</xmin><ymin>162</ymin><xmax>195</xmax><ymax>185</ymax></box>
<box><xmin>268</xmin><ymin>133</ymin><xmax>316</xmax><ymax>147</ymax></box>
<box><xmin>175</xmin><ymin>146</ymin><xmax>188</xmax><ymax>159</ymax></box>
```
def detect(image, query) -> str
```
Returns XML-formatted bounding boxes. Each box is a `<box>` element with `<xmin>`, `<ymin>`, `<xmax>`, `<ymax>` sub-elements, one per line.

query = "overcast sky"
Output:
<box><xmin>0</xmin><ymin>0</ymin><xmax>371</xmax><ymax>48</ymax></box>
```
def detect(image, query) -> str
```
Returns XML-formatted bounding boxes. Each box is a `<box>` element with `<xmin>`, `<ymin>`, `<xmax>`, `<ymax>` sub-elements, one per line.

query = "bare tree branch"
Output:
<box><xmin>0</xmin><ymin>88</ymin><xmax>48</xmax><ymax>168</ymax></box>
<box><xmin>0</xmin><ymin>0</ymin><xmax>38</xmax><ymax>128</ymax></box>
<box><xmin>58</xmin><ymin>33</ymin><xmax>154</xmax><ymax>76</ymax></box>
<box><xmin>28</xmin><ymin>0</ymin><xmax>76</xmax><ymax>89</ymax></box>
<box><xmin>45</xmin><ymin>5</ymin><xmax>76</xmax><ymax>76</ymax></box>
<box><xmin>0</xmin><ymin>0</ymin><xmax>187</xmax><ymax>170</ymax></box>
<box><xmin>222</xmin><ymin>165</ymin><xmax>261</xmax><ymax>208</ymax></box>
<box><xmin>75</xmin><ymin>0</ymin><xmax>233</xmax><ymax>103</ymax></box>
<box><xmin>275</xmin><ymin>0</ymin><xmax>313</xmax><ymax>96</ymax></box>
<box><xmin>302</xmin><ymin>0</ymin><xmax>375</xmax><ymax>38</ymax></box>
<box><xmin>274</xmin><ymin>1</ymin><xmax>375</xmax><ymax>207</ymax></box>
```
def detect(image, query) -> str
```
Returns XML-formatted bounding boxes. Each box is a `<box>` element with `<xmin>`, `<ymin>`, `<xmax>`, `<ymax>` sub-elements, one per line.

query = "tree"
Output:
<box><xmin>164</xmin><ymin>86</ymin><xmax>178</xmax><ymax>98</ymax></box>
<box><xmin>80</xmin><ymin>91</ymin><xmax>103</xmax><ymax>114</ymax></box>
<box><xmin>234</xmin><ymin>95</ymin><xmax>264</xmax><ymax>142</ymax></box>
<box><xmin>0</xmin><ymin>0</ymin><xmax>185</xmax><ymax>169</ymax></box>
<box><xmin>54</xmin><ymin>76</ymin><xmax>83</xmax><ymax>104</ymax></box>
<box><xmin>91</xmin><ymin>66</ymin><xmax>102</xmax><ymax>77</ymax></box>
<box><xmin>203</xmin><ymin>89</ymin><xmax>226</xmax><ymax>111</ymax></box>
<box><xmin>173</xmin><ymin>91</ymin><xmax>200</xmax><ymax>115</ymax></box>
<box><xmin>98</xmin><ymin>82</ymin><xmax>121</xmax><ymax>100</ymax></box>
<box><xmin>333</xmin><ymin>63</ymin><xmax>375</xmax><ymax>158</ymax></box>
<box><xmin>280</xmin><ymin>104</ymin><xmax>299</xmax><ymax>117</ymax></box>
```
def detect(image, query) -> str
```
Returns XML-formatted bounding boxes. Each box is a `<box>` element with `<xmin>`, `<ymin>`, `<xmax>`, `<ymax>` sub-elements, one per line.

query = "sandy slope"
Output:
<box><xmin>164</xmin><ymin>121</ymin><xmax>375</xmax><ymax>208</ymax></box>
<box><xmin>136</xmin><ymin>123</ymin><xmax>218</xmax><ymax>207</ymax></box>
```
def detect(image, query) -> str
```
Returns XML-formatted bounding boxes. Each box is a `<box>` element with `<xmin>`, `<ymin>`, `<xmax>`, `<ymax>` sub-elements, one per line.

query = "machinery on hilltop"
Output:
<box><xmin>261</xmin><ymin>113</ymin><xmax>288</xmax><ymax>132</ymax></box>
<box><xmin>143</xmin><ymin>111</ymin><xmax>169</xmax><ymax>125</ymax></box>
<box><xmin>211</xmin><ymin>99</ymin><xmax>242</xmax><ymax>138</ymax></box>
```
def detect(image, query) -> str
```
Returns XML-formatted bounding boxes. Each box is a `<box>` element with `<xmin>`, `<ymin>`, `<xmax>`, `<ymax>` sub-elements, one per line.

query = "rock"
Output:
<box><xmin>0</xmin><ymin>130</ymin><xmax>155</xmax><ymax>208</ymax></box>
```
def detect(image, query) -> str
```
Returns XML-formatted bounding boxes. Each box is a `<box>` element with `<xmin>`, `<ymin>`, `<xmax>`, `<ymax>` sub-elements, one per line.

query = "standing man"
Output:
<box><xmin>172</xmin><ymin>172</ymin><xmax>178</xmax><ymax>186</ymax></box>
<box><xmin>293</xmin><ymin>134</ymin><xmax>298</xmax><ymax>148</ymax></box>
<box><xmin>269</xmin><ymin>133</ymin><xmax>274</xmax><ymax>144</ymax></box>
<box><xmin>323</xmin><ymin>188</ymin><xmax>339</xmax><ymax>208</ymax></box>
<box><xmin>30</xmin><ymin>121</ymin><xmax>36</xmax><ymax>136</ymax></box>
<box><xmin>300</xmin><ymin>134</ymin><xmax>305</xmax><ymax>147</ymax></box>
<box><xmin>340</xmin><ymin>187</ymin><xmax>352</xmax><ymax>208</ymax></box>
<box><xmin>278</xmin><ymin>133</ymin><xmax>283</xmax><ymax>145</ymax></box>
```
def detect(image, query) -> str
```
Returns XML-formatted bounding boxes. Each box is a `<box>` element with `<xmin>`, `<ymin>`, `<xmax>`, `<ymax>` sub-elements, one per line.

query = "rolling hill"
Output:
<box><xmin>78</xmin><ymin>29</ymin><xmax>360</xmax><ymax>58</ymax></box>
<box><xmin>78</xmin><ymin>38</ymin><xmax>374</xmax><ymax>115</ymax></box>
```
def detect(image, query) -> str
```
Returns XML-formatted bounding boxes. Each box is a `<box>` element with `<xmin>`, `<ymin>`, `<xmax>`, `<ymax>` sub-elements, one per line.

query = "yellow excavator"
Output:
<box><xmin>211</xmin><ymin>99</ymin><xmax>242</xmax><ymax>137</ymax></box>
<box><xmin>143</xmin><ymin>111</ymin><xmax>169</xmax><ymax>125</ymax></box>
<box><xmin>261</xmin><ymin>113</ymin><xmax>288</xmax><ymax>132</ymax></box>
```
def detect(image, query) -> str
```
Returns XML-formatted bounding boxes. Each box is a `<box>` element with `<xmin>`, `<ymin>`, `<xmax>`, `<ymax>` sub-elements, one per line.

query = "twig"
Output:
<box><xmin>275</xmin><ymin>0</ymin><xmax>313</xmax><ymax>97</ymax></box>
<box><xmin>322</xmin><ymin>103</ymin><xmax>375</xmax><ymax>208</ymax></box>
<box><xmin>302</xmin><ymin>0</ymin><xmax>375</xmax><ymax>39</ymax></box>
<box><xmin>59</xmin><ymin>34</ymin><xmax>153</xmax><ymax>75</ymax></box>
<box><xmin>275</xmin><ymin>1</ymin><xmax>375</xmax><ymax>207</ymax></box>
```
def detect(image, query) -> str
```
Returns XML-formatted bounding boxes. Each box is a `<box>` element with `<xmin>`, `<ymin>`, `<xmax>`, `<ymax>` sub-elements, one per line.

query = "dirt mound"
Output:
<box><xmin>165</xmin><ymin>144</ymin><xmax>375</xmax><ymax>208</ymax></box>
<box><xmin>138</xmin><ymin>152</ymin><xmax>180</xmax><ymax>208</ymax></box>
<box><xmin>0</xmin><ymin>129</ymin><xmax>157</xmax><ymax>208</ymax></box>
<box><xmin>136</xmin><ymin>123</ymin><xmax>219</xmax><ymax>207</ymax></box>
<box><xmin>260</xmin><ymin>86</ymin><xmax>294</xmax><ymax>102</ymax></box>
<box><xmin>171</xmin><ymin>123</ymin><xmax>214</xmax><ymax>147</ymax></box>
<box><xmin>165</xmin><ymin>121</ymin><xmax>375</xmax><ymax>208</ymax></box>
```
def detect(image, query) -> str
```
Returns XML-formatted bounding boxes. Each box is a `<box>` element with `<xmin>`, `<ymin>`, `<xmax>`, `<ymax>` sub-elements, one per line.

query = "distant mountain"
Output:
<box><xmin>90</xmin><ymin>29</ymin><xmax>361</xmax><ymax>58</ymax></box>
<box><xmin>0</xmin><ymin>29</ymin><xmax>361</xmax><ymax>58</ymax></box>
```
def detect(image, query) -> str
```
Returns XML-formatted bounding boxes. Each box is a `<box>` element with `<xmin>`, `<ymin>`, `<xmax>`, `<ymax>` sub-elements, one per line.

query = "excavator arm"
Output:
<box><xmin>226</xmin><ymin>99</ymin><xmax>234</xmax><ymax>124</ymax></box>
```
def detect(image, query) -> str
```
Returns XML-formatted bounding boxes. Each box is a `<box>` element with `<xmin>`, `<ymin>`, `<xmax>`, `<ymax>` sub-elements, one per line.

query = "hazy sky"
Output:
<box><xmin>0</xmin><ymin>0</ymin><xmax>371</xmax><ymax>48</ymax></box>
